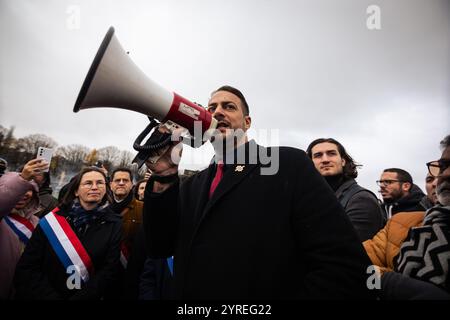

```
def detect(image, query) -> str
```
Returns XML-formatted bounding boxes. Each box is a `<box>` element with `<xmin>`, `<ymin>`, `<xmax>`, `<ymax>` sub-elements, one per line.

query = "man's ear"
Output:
<box><xmin>244</xmin><ymin>116</ymin><xmax>251</xmax><ymax>130</ymax></box>
<box><xmin>402</xmin><ymin>182</ymin><xmax>412</xmax><ymax>193</ymax></box>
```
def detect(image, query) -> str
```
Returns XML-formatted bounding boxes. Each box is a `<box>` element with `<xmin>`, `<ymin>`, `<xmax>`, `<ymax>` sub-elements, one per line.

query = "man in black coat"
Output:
<box><xmin>306</xmin><ymin>138</ymin><xmax>384</xmax><ymax>241</ymax></box>
<box><xmin>143</xmin><ymin>85</ymin><xmax>374</xmax><ymax>300</ymax></box>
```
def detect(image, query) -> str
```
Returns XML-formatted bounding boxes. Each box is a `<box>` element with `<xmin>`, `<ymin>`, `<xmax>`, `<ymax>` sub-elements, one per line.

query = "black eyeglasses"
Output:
<box><xmin>426</xmin><ymin>159</ymin><xmax>450</xmax><ymax>177</ymax></box>
<box><xmin>376</xmin><ymin>179</ymin><xmax>403</xmax><ymax>187</ymax></box>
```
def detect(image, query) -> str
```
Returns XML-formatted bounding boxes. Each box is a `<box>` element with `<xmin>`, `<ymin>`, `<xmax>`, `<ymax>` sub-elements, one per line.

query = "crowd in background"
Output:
<box><xmin>0</xmin><ymin>96</ymin><xmax>449</xmax><ymax>300</ymax></box>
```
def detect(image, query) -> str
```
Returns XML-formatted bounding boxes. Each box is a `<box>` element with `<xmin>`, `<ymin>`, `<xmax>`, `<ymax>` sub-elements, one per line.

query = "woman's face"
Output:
<box><xmin>15</xmin><ymin>190</ymin><xmax>33</xmax><ymax>210</ymax></box>
<box><xmin>75</xmin><ymin>171</ymin><xmax>106</xmax><ymax>208</ymax></box>
<box><xmin>138</xmin><ymin>182</ymin><xmax>147</xmax><ymax>200</ymax></box>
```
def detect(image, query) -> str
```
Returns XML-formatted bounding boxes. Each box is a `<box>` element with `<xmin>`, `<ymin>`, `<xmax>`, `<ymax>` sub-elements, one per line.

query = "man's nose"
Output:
<box><xmin>212</xmin><ymin>106</ymin><xmax>225</xmax><ymax>119</ymax></box>
<box><xmin>432</xmin><ymin>178</ymin><xmax>438</xmax><ymax>189</ymax></box>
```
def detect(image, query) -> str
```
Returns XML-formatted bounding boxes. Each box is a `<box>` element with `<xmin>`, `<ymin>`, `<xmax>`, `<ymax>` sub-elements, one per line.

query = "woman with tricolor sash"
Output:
<box><xmin>14</xmin><ymin>167</ymin><xmax>123</xmax><ymax>300</ymax></box>
<box><xmin>0</xmin><ymin>158</ymin><xmax>47</xmax><ymax>299</ymax></box>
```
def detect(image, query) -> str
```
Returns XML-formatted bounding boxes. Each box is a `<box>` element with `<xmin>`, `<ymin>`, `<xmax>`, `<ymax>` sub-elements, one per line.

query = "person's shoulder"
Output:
<box><xmin>389</xmin><ymin>211</ymin><xmax>425</xmax><ymax>227</ymax></box>
<box><xmin>265</xmin><ymin>145</ymin><xmax>308</xmax><ymax>159</ymax></box>
<box><xmin>349</xmin><ymin>184</ymin><xmax>378</xmax><ymax>202</ymax></box>
<box><xmin>130</xmin><ymin>197</ymin><xmax>143</xmax><ymax>209</ymax></box>
<box><xmin>102</xmin><ymin>207</ymin><xmax>123</xmax><ymax>223</ymax></box>
<box><xmin>181</xmin><ymin>166</ymin><xmax>210</xmax><ymax>186</ymax></box>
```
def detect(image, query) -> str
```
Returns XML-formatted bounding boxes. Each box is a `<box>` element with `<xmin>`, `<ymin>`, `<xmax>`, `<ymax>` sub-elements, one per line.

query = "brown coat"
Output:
<box><xmin>363</xmin><ymin>211</ymin><xmax>425</xmax><ymax>273</ymax></box>
<box><xmin>120</xmin><ymin>198</ymin><xmax>143</xmax><ymax>251</ymax></box>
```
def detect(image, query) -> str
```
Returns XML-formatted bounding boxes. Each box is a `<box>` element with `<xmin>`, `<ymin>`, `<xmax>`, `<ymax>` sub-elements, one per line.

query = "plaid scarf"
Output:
<box><xmin>67</xmin><ymin>200</ymin><xmax>109</xmax><ymax>234</ymax></box>
<box><xmin>395</xmin><ymin>206</ymin><xmax>450</xmax><ymax>291</ymax></box>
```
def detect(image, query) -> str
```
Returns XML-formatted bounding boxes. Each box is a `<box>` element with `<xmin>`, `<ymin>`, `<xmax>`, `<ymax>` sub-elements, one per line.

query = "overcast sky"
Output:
<box><xmin>1</xmin><ymin>0</ymin><xmax>449</xmax><ymax>194</ymax></box>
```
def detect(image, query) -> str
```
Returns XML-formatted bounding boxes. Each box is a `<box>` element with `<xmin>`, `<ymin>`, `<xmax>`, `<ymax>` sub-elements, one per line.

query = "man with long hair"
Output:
<box><xmin>307</xmin><ymin>138</ymin><xmax>384</xmax><ymax>241</ymax></box>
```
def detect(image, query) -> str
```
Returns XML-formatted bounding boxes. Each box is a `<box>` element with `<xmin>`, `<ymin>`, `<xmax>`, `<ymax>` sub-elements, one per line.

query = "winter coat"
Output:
<box><xmin>363</xmin><ymin>211</ymin><xmax>425</xmax><ymax>274</ymax></box>
<box><xmin>144</xmin><ymin>141</ymin><xmax>374</xmax><ymax>299</ymax></box>
<box><xmin>382</xmin><ymin>184</ymin><xmax>426</xmax><ymax>219</ymax></box>
<box><xmin>35</xmin><ymin>186</ymin><xmax>58</xmax><ymax>218</ymax></box>
<box><xmin>335</xmin><ymin>179</ymin><xmax>384</xmax><ymax>241</ymax></box>
<box><xmin>0</xmin><ymin>172</ymin><xmax>40</xmax><ymax>299</ymax></box>
<box><xmin>14</xmin><ymin>204</ymin><xmax>122</xmax><ymax>300</ymax></box>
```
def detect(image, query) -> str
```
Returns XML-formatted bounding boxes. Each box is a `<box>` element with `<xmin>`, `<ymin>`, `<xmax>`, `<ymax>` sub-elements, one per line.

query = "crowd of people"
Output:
<box><xmin>0</xmin><ymin>85</ymin><xmax>449</xmax><ymax>300</ymax></box>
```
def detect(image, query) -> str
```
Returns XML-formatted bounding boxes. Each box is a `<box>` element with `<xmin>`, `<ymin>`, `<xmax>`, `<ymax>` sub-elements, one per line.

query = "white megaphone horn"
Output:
<box><xmin>74</xmin><ymin>26</ymin><xmax>217</xmax><ymax>166</ymax></box>
<box><xmin>73</xmin><ymin>27</ymin><xmax>217</xmax><ymax>166</ymax></box>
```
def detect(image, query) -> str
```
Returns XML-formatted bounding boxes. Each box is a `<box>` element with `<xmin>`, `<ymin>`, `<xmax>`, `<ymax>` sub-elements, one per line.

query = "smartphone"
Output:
<box><xmin>36</xmin><ymin>147</ymin><xmax>53</xmax><ymax>172</ymax></box>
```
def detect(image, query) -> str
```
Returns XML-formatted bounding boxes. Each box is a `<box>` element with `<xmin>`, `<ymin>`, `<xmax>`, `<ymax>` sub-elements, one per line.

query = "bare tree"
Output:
<box><xmin>117</xmin><ymin>150</ymin><xmax>135</xmax><ymax>167</ymax></box>
<box><xmin>97</xmin><ymin>146</ymin><xmax>121</xmax><ymax>168</ymax></box>
<box><xmin>16</xmin><ymin>134</ymin><xmax>58</xmax><ymax>154</ymax></box>
<box><xmin>0</xmin><ymin>125</ymin><xmax>16</xmax><ymax>152</ymax></box>
<box><xmin>56</xmin><ymin>144</ymin><xmax>90</xmax><ymax>166</ymax></box>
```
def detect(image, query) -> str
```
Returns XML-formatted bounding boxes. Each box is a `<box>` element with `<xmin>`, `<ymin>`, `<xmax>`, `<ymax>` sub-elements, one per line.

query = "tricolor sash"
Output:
<box><xmin>4</xmin><ymin>213</ymin><xmax>35</xmax><ymax>244</ymax></box>
<box><xmin>40</xmin><ymin>209</ymin><xmax>94</xmax><ymax>283</ymax></box>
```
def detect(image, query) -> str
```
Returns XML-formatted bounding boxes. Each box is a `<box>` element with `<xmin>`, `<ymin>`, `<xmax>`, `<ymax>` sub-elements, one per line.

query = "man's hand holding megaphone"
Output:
<box><xmin>144</xmin><ymin>125</ymin><xmax>183</xmax><ymax>193</ymax></box>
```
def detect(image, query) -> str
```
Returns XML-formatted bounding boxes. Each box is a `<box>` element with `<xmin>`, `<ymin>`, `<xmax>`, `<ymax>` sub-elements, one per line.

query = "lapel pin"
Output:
<box><xmin>235</xmin><ymin>165</ymin><xmax>245</xmax><ymax>172</ymax></box>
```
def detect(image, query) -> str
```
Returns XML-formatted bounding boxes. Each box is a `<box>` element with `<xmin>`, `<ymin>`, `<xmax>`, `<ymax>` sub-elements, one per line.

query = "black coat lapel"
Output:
<box><xmin>202</xmin><ymin>163</ymin><xmax>259</xmax><ymax>218</ymax></box>
<box><xmin>191</xmin><ymin>141</ymin><xmax>263</xmax><ymax>238</ymax></box>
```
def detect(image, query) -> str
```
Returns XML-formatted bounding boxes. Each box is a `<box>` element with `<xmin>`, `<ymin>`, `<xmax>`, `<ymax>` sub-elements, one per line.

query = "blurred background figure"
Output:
<box><xmin>420</xmin><ymin>170</ymin><xmax>439</xmax><ymax>210</ymax></box>
<box><xmin>0</xmin><ymin>158</ymin><xmax>48</xmax><ymax>299</ymax></box>
<box><xmin>377</xmin><ymin>168</ymin><xmax>426</xmax><ymax>219</ymax></box>
<box><xmin>0</xmin><ymin>157</ymin><xmax>7</xmax><ymax>178</ymax></box>
<box><xmin>134</xmin><ymin>179</ymin><xmax>147</xmax><ymax>201</ymax></box>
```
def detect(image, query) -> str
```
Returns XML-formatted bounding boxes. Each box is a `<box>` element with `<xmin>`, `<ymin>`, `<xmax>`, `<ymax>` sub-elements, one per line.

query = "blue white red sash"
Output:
<box><xmin>4</xmin><ymin>213</ymin><xmax>35</xmax><ymax>244</ymax></box>
<box><xmin>39</xmin><ymin>208</ymin><xmax>94</xmax><ymax>283</ymax></box>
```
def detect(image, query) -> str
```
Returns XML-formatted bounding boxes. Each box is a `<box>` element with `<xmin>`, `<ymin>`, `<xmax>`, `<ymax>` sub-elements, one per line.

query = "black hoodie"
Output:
<box><xmin>383</xmin><ymin>184</ymin><xmax>426</xmax><ymax>218</ymax></box>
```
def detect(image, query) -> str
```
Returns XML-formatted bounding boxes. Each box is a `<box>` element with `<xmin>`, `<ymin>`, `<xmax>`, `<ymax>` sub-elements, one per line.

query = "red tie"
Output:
<box><xmin>209</xmin><ymin>162</ymin><xmax>224</xmax><ymax>198</ymax></box>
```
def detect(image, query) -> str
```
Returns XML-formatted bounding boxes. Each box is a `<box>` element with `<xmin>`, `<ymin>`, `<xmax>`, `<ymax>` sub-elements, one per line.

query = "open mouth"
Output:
<box><xmin>216</xmin><ymin>121</ymin><xmax>230</xmax><ymax>129</ymax></box>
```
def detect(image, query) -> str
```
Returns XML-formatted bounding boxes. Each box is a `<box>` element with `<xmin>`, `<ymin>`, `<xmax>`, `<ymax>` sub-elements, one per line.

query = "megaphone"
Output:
<box><xmin>74</xmin><ymin>26</ymin><xmax>217</xmax><ymax>167</ymax></box>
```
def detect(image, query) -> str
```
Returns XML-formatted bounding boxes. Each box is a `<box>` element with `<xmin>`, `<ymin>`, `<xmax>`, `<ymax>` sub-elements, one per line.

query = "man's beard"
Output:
<box><xmin>437</xmin><ymin>180</ymin><xmax>450</xmax><ymax>206</ymax></box>
<box><xmin>382</xmin><ymin>188</ymin><xmax>404</xmax><ymax>204</ymax></box>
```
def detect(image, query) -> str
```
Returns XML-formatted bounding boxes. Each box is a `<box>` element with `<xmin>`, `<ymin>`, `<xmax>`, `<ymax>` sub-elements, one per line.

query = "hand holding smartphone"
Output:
<box><xmin>36</xmin><ymin>147</ymin><xmax>53</xmax><ymax>172</ymax></box>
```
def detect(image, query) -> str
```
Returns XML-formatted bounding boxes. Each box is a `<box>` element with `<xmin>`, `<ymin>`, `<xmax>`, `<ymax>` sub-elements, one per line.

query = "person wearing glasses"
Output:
<box><xmin>363</xmin><ymin>135</ymin><xmax>450</xmax><ymax>299</ymax></box>
<box><xmin>14</xmin><ymin>167</ymin><xmax>122</xmax><ymax>300</ymax></box>
<box><xmin>390</xmin><ymin>134</ymin><xmax>450</xmax><ymax>298</ymax></box>
<box><xmin>376</xmin><ymin>168</ymin><xmax>426</xmax><ymax>220</ymax></box>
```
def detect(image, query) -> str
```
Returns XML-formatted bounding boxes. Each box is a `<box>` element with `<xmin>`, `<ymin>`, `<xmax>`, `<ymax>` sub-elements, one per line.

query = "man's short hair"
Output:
<box><xmin>383</xmin><ymin>168</ymin><xmax>413</xmax><ymax>185</ymax></box>
<box><xmin>212</xmin><ymin>85</ymin><xmax>250</xmax><ymax>116</ymax></box>
<box><xmin>111</xmin><ymin>167</ymin><xmax>133</xmax><ymax>182</ymax></box>
<box><xmin>306</xmin><ymin>138</ymin><xmax>361</xmax><ymax>179</ymax></box>
<box><xmin>440</xmin><ymin>135</ymin><xmax>450</xmax><ymax>150</ymax></box>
